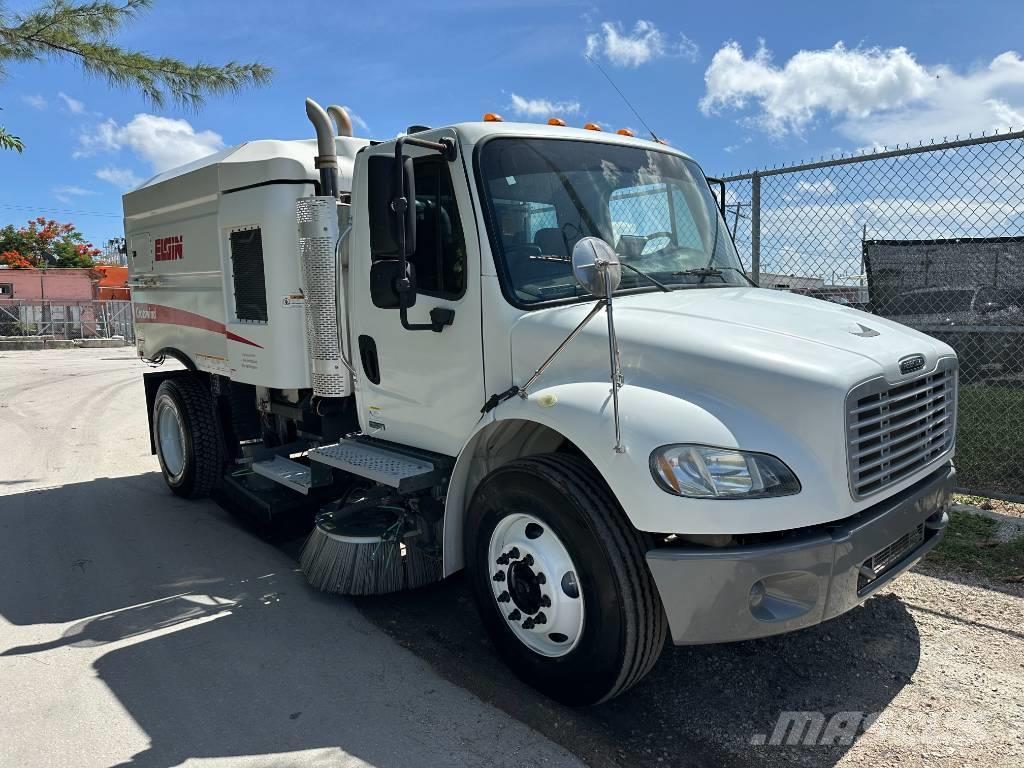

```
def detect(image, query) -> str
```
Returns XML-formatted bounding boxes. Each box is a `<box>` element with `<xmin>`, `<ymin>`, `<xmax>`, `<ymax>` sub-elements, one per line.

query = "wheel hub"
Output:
<box><xmin>487</xmin><ymin>513</ymin><xmax>584</xmax><ymax>657</ymax></box>
<box><xmin>156</xmin><ymin>399</ymin><xmax>185</xmax><ymax>480</ymax></box>
<box><xmin>507</xmin><ymin>560</ymin><xmax>543</xmax><ymax>615</ymax></box>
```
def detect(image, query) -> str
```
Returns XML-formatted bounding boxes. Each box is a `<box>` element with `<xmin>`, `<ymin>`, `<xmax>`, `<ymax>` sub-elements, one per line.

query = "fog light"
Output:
<box><xmin>749</xmin><ymin>580</ymin><xmax>766</xmax><ymax>608</ymax></box>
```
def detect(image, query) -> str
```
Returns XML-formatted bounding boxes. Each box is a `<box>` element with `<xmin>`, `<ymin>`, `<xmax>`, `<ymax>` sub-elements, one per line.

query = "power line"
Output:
<box><xmin>0</xmin><ymin>203</ymin><xmax>122</xmax><ymax>219</ymax></box>
<box><xmin>583</xmin><ymin>53</ymin><xmax>661</xmax><ymax>143</ymax></box>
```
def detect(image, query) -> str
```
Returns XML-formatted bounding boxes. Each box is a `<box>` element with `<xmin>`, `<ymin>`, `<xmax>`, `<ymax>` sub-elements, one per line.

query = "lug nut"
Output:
<box><xmin>534</xmin><ymin>612</ymin><xmax>547</xmax><ymax>625</ymax></box>
<box><xmin>522</xmin><ymin>617</ymin><xmax>536</xmax><ymax>629</ymax></box>
<box><xmin>496</xmin><ymin>554</ymin><xmax>509</xmax><ymax>565</ymax></box>
<box><xmin>508</xmin><ymin>609</ymin><xmax>521</xmax><ymax>621</ymax></box>
<box><xmin>522</xmin><ymin>554</ymin><xmax>534</xmax><ymax>567</ymax></box>
<box><xmin>497</xmin><ymin>591</ymin><xmax>510</xmax><ymax>603</ymax></box>
<box><xmin>492</xmin><ymin>571</ymin><xmax>505</xmax><ymax>582</ymax></box>
<box><xmin>508</xmin><ymin>547</ymin><xmax>520</xmax><ymax>559</ymax></box>
<box><xmin>536</xmin><ymin>573</ymin><xmax>546</xmax><ymax>584</ymax></box>
<box><xmin>540</xmin><ymin>595</ymin><xmax>551</xmax><ymax>608</ymax></box>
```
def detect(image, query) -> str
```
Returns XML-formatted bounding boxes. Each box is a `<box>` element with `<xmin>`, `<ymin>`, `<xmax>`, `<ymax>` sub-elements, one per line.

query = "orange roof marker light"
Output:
<box><xmin>583</xmin><ymin>123</ymin><xmax>602</xmax><ymax>131</ymax></box>
<box><xmin>616</xmin><ymin>128</ymin><xmax>635</xmax><ymax>137</ymax></box>
<box><xmin>548</xmin><ymin>117</ymin><xmax>567</xmax><ymax>127</ymax></box>
<box><xmin>483</xmin><ymin>112</ymin><xmax>504</xmax><ymax>122</ymax></box>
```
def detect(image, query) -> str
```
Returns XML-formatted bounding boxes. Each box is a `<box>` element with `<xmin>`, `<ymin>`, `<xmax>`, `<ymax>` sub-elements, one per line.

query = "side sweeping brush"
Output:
<box><xmin>300</xmin><ymin>501</ymin><xmax>442</xmax><ymax>596</ymax></box>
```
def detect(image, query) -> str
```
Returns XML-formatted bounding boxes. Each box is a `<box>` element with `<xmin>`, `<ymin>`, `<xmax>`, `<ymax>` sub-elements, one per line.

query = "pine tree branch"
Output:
<box><xmin>0</xmin><ymin>1</ymin><xmax>271</xmax><ymax>108</ymax></box>
<box><xmin>0</xmin><ymin>125</ymin><xmax>25</xmax><ymax>152</ymax></box>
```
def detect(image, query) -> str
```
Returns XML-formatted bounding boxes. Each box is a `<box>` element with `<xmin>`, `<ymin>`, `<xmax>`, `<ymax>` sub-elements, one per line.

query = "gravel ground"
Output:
<box><xmin>3</xmin><ymin>349</ymin><xmax>1022</xmax><ymax>768</ymax></box>
<box><xmin>354</xmin><ymin>562</ymin><xmax>1024</xmax><ymax>768</ymax></box>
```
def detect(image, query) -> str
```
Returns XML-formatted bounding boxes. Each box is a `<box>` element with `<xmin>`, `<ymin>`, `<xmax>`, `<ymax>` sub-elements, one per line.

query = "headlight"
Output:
<box><xmin>649</xmin><ymin>444</ymin><xmax>801</xmax><ymax>499</ymax></box>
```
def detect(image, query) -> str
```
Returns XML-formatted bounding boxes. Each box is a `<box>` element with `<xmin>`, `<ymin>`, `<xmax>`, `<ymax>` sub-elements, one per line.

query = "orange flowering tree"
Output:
<box><xmin>0</xmin><ymin>217</ymin><xmax>102</xmax><ymax>269</ymax></box>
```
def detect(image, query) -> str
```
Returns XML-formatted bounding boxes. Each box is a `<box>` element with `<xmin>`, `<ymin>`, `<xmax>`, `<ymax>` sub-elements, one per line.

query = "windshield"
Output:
<box><xmin>477</xmin><ymin>138</ymin><xmax>749</xmax><ymax>305</ymax></box>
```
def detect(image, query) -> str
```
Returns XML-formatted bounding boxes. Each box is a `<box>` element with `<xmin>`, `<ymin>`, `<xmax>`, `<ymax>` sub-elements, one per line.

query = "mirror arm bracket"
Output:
<box><xmin>399</xmin><ymin>303</ymin><xmax>455</xmax><ymax>333</ymax></box>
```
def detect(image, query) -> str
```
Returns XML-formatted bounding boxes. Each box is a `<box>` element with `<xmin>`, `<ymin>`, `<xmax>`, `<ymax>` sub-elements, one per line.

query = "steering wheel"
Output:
<box><xmin>641</xmin><ymin>231</ymin><xmax>674</xmax><ymax>254</ymax></box>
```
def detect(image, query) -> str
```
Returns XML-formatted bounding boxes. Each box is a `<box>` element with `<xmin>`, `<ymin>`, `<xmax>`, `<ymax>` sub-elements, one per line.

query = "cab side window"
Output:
<box><xmin>368</xmin><ymin>155</ymin><xmax>466</xmax><ymax>300</ymax></box>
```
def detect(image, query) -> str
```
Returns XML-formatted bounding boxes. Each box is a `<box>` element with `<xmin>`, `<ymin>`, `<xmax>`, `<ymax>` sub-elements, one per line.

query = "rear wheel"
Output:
<box><xmin>465</xmin><ymin>453</ymin><xmax>667</xmax><ymax>705</ymax></box>
<box><xmin>153</xmin><ymin>376</ymin><xmax>225</xmax><ymax>498</ymax></box>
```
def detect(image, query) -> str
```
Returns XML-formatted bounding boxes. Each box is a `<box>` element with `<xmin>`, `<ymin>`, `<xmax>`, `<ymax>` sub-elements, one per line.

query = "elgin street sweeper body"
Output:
<box><xmin>124</xmin><ymin>99</ymin><xmax>958</xmax><ymax>705</ymax></box>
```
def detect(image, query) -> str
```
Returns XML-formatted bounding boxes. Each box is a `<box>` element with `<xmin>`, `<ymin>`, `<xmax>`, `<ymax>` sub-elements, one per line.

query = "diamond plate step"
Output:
<box><xmin>309</xmin><ymin>439</ymin><xmax>438</xmax><ymax>493</ymax></box>
<box><xmin>251</xmin><ymin>456</ymin><xmax>314</xmax><ymax>495</ymax></box>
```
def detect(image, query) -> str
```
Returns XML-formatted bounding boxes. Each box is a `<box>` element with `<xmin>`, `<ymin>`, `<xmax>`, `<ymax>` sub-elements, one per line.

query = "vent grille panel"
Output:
<box><xmin>229</xmin><ymin>228</ymin><xmax>268</xmax><ymax>323</ymax></box>
<box><xmin>847</xmin><ymin>359</ymin><xmax>957</xmax><ymax>499</ymax></box>
<box><xmin>297</xmin><ymin>196</ymin><xmax>350</xmax><ymax>397</ymax></box>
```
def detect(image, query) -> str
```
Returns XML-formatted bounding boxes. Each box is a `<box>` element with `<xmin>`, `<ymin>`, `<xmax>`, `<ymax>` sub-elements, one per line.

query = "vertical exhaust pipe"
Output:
<box><xmin>327</xmin><ymin>105</ymin><xmax>353</xmax><ymax>138</ymax></box>
<box><xmin>305</xmin><ymin>98</ymin><xmax>338</xmax><ymax>197</ymax></box>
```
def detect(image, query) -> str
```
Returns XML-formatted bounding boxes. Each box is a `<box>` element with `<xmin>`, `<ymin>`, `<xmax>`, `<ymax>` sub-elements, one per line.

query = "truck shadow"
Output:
<box><xmin>354</xmin><ymin>569</ymin><xmax>923</xmax><ymax>768</ymax></box>
<box><xmin>0</xmin><ymin>474</ymin><xmax>922</xmax><ymax>768</ymax></box>
<box><xmin>0</xmin><ymin>474</ymin><xmax>581</xmax><ymax>767</ymax></box>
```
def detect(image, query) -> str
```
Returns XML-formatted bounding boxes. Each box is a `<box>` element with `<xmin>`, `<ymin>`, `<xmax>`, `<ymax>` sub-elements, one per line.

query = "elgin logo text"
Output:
<box><xmin>155</xmin><ymin>235</ymin><xmax>184</xmax><ymax>262</ymax></box>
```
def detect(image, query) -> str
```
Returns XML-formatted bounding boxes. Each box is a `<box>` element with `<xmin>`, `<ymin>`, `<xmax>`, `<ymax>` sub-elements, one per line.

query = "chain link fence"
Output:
<box><xmin>0</xmin><ymin>300</ymin><xmax>135</xmax><ymax>342</ymax></box>
<box><xmin>721</xmin><ymin>130</ymin><xmax>1024</xmax><ymax>498</ymax></box>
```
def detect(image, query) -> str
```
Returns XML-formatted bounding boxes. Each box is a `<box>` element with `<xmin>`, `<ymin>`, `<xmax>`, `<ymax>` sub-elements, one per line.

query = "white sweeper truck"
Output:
<box><xmin>123</xmin><ymin>99</ymin><xmax>957</xmax><ymax>705</ymax></box>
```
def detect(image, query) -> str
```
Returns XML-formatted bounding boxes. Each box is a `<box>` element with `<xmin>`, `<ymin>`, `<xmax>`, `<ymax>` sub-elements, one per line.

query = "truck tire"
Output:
<box><xmin>465</xmin><ymin>453</ymin><xmax>667</xmax><ymax>705</ymax></box>
<box><xmin>152</xmin><ymin>376</ymin><xmax>225</xmax><ymax>498</ymax></box>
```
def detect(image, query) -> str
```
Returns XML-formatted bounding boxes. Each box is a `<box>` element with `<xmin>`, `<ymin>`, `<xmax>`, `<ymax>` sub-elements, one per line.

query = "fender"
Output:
<box><xmin>441</xmin><ymin>380</ymin><xmax>835</xmax><ymax>575</ymax></box>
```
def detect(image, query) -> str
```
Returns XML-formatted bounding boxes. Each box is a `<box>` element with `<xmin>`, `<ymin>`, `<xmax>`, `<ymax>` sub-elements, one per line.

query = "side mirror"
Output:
<box><xmin>390</xmin><ymin>155</ymin><xmax>416</xmax><ymax>258</ymax></box>
<box><xmin>572</xmin><ymin>237</ymin><xmax>622</xmax><ymax>297</ymax></box>
<box><xmin>370</xmin><ymin>259</ymin><xmax>418</xmax><ymax>309</ymax></box>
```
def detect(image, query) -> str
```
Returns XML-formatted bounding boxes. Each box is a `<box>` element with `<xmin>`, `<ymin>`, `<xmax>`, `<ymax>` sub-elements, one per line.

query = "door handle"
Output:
<box><xmin>358</xmin><ymin>335</ymin><xmax>380</xmax><ymax>384</ymax></box>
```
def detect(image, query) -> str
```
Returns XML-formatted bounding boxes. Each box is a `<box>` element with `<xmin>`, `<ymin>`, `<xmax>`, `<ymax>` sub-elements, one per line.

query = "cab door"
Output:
<box><xmin>348</xmin><ymin>131</ymin><xmax>484</xmax><ymax>456</ymax></box>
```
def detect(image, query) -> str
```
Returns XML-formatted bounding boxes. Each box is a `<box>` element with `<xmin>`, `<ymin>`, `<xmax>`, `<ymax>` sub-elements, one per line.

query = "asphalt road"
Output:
<box><xmin>2</xmin><ymin>349</ymin><xmax>1021</xmax><ymax>768</ymax></box>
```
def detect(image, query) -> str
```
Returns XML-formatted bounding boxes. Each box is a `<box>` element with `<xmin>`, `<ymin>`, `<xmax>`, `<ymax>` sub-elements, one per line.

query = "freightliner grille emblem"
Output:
<box><xmin>899</xmin><ymin>355</ymin><xmax>926</xmax><ymax>375</ymax></box>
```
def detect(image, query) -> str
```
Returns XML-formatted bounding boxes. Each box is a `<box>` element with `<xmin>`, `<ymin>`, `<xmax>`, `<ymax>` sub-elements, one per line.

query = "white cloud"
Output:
<box><xmin>77</xmin><ymin>113</ymin><xmax>224</xmax><ymax>173</ymax></box>
<box><xmin>342</xmin><ymin>106</ymin><xmax>370</xmax><ymax>133</ymax></box>
<box><xmin>22</xmin><ymin>94</ymin><xmax>47</xmax><ymax>110</ymax></box>
<box><xmin>53</xmin><ymin>185</ymin><xmax>97</xmax><ymax>203</ymax></box>
<box><xmin>793</xmin><ymin>179</ymin><xmax>838</xmax><ymax>197</ymax></box>
<box><xmin>509</xmin><ymin>93</ymin><xmax>581</xmax><ymax>118</ymax></box>
<box><xmin>700</xmin><ymin>41</ymin><xmax>1024</xmax><ymax>145</ymax></box>
<box><xmin>58</xmin><ymin>92</ymin><xmax>85</xmax><ymax>114</ymax></box>
<box><xmin>585</xmin><ymin>20</ymin><xmax>698</xmax><ymax>68</ymax></box>
<box><xmin>96</xmin><ymin>166</ymin><xmax>143</xmax><ymax>191</ymax></box>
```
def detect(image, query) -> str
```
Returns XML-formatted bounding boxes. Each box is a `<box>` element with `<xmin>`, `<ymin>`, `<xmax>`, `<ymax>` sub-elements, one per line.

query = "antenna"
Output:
<box><xmin>584</xmin><ymin>53</ymin><xmax>661</xmax><ymax>143</ymax></box>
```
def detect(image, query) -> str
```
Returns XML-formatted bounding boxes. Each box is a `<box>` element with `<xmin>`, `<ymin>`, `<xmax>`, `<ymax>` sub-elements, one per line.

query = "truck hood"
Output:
<box><xmin>510</xmin><ymin>286</ymin><xmax>955</xmax><ymax>402</ymax></box>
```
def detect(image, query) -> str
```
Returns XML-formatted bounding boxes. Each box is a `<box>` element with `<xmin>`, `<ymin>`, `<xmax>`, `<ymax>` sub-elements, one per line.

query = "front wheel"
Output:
<box><xmin>465</xmin><ymin>453</ymin><xmax>667</xmax><ymax>705</ymax></box>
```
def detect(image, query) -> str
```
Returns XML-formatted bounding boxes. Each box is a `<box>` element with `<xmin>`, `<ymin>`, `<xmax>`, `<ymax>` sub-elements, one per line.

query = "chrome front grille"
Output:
<box><xmin>847</xmin><ymin>358</ymin><xmax>957</xmax><ymax>499</ymax></box>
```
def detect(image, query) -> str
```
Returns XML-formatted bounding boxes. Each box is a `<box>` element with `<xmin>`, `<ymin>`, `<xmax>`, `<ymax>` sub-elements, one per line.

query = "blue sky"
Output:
<box><xmin>2</xmin><ymin>0</ymin><xmax>1024</xmax><ymax>249</ymax></box>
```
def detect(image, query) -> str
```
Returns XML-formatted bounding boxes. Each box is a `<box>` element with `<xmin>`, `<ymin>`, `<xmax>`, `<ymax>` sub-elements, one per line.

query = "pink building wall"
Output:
<box><xmin>0</xmin><ymin>268</ymin><xmax>97</xmax><ymax>300</ymax></box>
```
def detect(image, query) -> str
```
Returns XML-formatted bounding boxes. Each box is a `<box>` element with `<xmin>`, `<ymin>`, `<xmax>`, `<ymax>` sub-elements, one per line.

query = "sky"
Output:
<box><xmin>2</xmin><ymin>0</ymin><xmax>1024</xmax><ymax>251</ymax></box>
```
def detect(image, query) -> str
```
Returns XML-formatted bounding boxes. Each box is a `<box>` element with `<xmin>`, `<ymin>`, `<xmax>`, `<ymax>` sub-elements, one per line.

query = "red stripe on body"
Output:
<box><xmin>134</xmin><ymin>303</ymin><xmax>263</xmax><ymax>348</ymax></box>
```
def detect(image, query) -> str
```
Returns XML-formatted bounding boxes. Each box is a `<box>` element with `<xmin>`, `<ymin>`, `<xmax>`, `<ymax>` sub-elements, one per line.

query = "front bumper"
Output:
<box><xmin>646</xmin><ymin>462</ymin><xmax>954</xmax><ymax>644</ymax></box>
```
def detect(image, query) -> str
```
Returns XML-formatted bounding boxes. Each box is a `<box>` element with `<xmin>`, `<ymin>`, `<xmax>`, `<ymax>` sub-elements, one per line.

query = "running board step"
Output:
<box><xmin>251</xmin><ymin>456</ymin><xmax>315</xmax><ymax>495</ymax></box>
<box><xmin>309</xmin><ymin>439</ymin><xmax>440</xmax><ymax>493</ymax></box>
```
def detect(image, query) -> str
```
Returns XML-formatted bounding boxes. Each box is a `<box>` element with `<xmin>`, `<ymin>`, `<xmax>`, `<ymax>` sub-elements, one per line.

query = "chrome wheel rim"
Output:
<box><xmin>488</xmin><ymin>512</ymin><xmax>584</xmax><ymax>657</ymax></box>
<box><xmin>156</xmin><ymin>399</ymin><xmax>185</xmax><ymax>481</ymax></box>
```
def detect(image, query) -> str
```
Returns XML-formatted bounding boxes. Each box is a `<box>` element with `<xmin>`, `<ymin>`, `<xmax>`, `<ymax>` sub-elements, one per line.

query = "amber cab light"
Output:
<box><xmin>483</xmin><ymin>112</ymin><xmax>504</xmax><ymax>122</ymax></box>
<box><xmin>583</xmin><ymin>123</ymin><xmax>602</xmax><ymax>131</ymax></box>
<box><xmin>616</xmin><ymin>128</ymin><xmax>635</xmax><ymax>137</ymax></box>
<box><xmin>547</xmin><ymin>117</ymin><xmax>567</xmax><ymax>126</ymax></box>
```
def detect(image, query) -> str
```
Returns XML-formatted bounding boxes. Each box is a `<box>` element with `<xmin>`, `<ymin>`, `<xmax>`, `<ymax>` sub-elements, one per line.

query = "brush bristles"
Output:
<box><xmin>300</xmin><ymin>524</ymin><xmax>443</xmax><ymax>596</ymax></box>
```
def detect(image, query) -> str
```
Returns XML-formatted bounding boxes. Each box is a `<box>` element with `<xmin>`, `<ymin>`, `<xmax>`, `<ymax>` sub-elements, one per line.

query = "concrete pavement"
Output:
<box><xmin>0</xmin><ymin>349</ymin><xmax>584</xmax><ymax>768</ymax></box>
